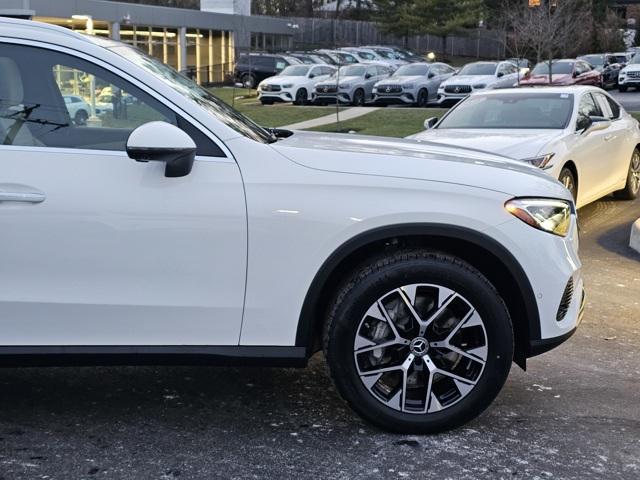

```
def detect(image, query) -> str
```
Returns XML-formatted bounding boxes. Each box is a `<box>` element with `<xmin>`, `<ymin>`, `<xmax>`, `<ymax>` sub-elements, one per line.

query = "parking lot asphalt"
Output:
<box><xmin>609</xmin><ymin>89</ymin><xmax>640</xmax><ymax>112</ymax></box>
<box><xmin>0</xmin><ymin>195</ymin><xmax>639</xmax><ymax>480</ymax></box>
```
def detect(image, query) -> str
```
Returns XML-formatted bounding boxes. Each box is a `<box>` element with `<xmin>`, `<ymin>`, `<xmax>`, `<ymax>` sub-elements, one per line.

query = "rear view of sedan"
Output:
<box><xmin>408</xmin><ymin>87</ymin><xmax>640</xmax><ymax>208</ymax></box>
<box><xmin>373</xmin><ymin>62</ymin><xmax>456</xmax><ymax>107</ymax></box>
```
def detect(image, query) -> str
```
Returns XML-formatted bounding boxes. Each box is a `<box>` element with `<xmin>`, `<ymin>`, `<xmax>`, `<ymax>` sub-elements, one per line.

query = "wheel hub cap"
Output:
<box><xmin>353</xmin><ymin>284</ymin><xmax>488</xmax><ymax>415</ymax></box>
<box><xmin>409</xmin><ymin>337</ymin><xmax>430</xmax><ymax>357</ymax></box>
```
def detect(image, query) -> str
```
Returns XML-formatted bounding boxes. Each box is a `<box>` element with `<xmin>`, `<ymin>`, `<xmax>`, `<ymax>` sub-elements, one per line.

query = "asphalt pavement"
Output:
<box><xmin>605</xmin><ymin>89</ymin><xmax>640</xmax><ymax>112</ymax></box>
<box><xmin>0</xmin><ymin>196</ymin><xmax>639</xmax><ymax>480</ymax></box>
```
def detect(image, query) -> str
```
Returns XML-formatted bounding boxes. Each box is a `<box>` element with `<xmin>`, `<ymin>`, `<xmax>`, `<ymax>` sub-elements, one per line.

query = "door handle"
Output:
<box><xmin>0</xmin><ymin>190</ymin><xmax>46</xmax><ymax>203</ymax></box>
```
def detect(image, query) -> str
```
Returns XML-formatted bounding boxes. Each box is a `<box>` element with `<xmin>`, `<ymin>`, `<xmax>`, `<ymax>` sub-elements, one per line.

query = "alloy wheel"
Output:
<box><xmin>353</xmin><ymin>283</ymin><xmax>488</xmax><ymax>414</ymax></box>
<box><xmin>631</xmin><ymin>150</ymin><xmax>640</xmax><ymax>195</ymax></box>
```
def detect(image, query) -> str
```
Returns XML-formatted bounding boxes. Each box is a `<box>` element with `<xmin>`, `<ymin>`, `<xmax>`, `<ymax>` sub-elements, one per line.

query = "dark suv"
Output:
<box><xmin>234</xmin><ymin>54</ymin><xmax>301</xmax><ymax>89</ymax></box>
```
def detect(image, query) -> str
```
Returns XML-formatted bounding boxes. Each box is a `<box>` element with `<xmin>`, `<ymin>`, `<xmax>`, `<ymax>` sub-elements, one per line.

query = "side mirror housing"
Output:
<box><xmin>584</xmin><ymin>115</ymin><xmax>611</xmax><ymax>134</ymax></box>
<box><xmin>424</xmin><ymin>117</ymin><xmax>439</xmax><ymax>130</ymax></box>
<box><xmin>365</xmin><ymin>73</ymin><xmax>372</xmax><ymax>79</ymax></box>
<box><xmin>428</xmin><ymin>72</ymin><xmax>435</xmax><ymax>79</ymax></box>
<box><xmin>126</xmin><ymin>121</ymin><xmax>196</xmax><ymax>178</ymax></box>
<box><xmin>572</xmin><ymin>71</ymin><xmax>579</xmax><ymax>78</ymax></box>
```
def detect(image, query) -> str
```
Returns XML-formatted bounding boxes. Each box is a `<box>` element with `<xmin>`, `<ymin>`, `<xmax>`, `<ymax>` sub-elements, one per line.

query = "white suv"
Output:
<box><xmin>258</xmin><ymin>64</ymin><xmax>336</xmax><ymax>105</ymax></box>
<box><xmin>0</xmin><ymin>19</ymin><xmax>583</xmax><ymax>433</ymax></box>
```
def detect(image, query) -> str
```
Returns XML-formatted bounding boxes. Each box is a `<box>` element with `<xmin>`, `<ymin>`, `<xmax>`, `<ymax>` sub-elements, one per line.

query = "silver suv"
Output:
<box><xmin>314</xmin><ymin>63</ymin><xmax>393</xmax><ymax>106</ymax></box>
<box><xmin>373</xmin><ymin>62</ymin><xmax>456</xmax><ymax>107</ymax></box>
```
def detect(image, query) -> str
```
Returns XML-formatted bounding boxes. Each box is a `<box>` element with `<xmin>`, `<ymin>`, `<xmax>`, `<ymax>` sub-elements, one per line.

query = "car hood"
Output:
<box><xmin>379</xmin><ymin>75</ymin><xmax>424</xmax><ymax>85</ymax></box>
<box><xmin>442</xmin><ymin>75</ymin><xmax>495</xmax><ymax>86</ymax></box>
<box><xmin>521</xmin><ymin>74</ymin><xmax>572</xmax><ymax>85</ymax></box>
<box><xmin>405</xmin><ymin>129</ymin><xmax>563</xmax><ymax>159</ymax></box>
<box><xmin>316</xmin><ymin>75</ymin><xmax>360</xmax><ymax>86</ymax></box>
<box><xmin>271</xmin><ymin>131</ymin><xmax>569</xmax><ymax>199</ymax></box>
<box><xmin>262</xmin><ymin>75</ymin><xmax>302</xmax><ymax>85</ymax></box>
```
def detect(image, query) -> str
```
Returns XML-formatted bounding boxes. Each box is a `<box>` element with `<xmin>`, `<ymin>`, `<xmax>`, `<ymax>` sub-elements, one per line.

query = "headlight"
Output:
<box><xmin>339</xmin><ymin>83</ymin><xmax>352</xmax><ymax>89</ymax></box>
<box><xmin>523</xmin><ymin>153</ymin><xmax>555</xmax><ymax>169</ymax></box>
<box><xmin>282</xmin><ymin>84</ymin><xmax>294</xmax><ymax>88</ymax></box>
<box><xmin>505</xmin><ymin>198</ymin><xmax>572</xmax><ymax>237</ymax></box>
<box><xmin>403</xmin><ymin>84</ymin><xmax>415</xmax><ymax>90</ymax></box>
<box><xmin>473</xmin><ymin>84</ymin><xmax>486</xmax><ymax>89</ymax></box>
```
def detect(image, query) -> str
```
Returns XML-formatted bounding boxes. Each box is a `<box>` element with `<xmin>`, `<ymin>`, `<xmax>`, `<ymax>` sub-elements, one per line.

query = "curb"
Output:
<box><xmin>631</xmin><ymin>219</ymin><xmax>640</xmax><ymax>254</ymax></box>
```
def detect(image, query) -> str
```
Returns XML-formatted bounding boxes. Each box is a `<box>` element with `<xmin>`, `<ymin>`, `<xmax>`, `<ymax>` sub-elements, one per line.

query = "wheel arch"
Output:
<box><xmin>561</xmin><ymin>160</ymin><xmax>579</xmax><ymax>195</ymax></box>
<box><xmin>295</xmin><ymin>224</ymin><xmax>541</xmax><ymax>370</ymax></box>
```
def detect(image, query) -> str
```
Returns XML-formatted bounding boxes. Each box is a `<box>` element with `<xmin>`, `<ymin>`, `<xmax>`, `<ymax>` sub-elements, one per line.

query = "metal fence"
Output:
<box><xmin>286</xmin><ymin>17</ymin><xmax>506</xmax><ymax>59</ymax></box>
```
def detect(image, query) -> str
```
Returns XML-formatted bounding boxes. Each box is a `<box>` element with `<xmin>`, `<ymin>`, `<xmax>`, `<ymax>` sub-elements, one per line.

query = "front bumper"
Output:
<box><xmin>373</xmin><ymin>92</ymin><xmax>415</xmax><ymax>105</ymax></box>
<box><xmin>618</xmin><ymin>76</ymin><xmax>640</xmax><ymax>86</ymax></box>
<box><xmin>314</xmin><ymin>91</ymin><xmax>351</xmax><ymax>104</ymax></box>
<box><xmin>491</xmin><ymin>212</ymin><xmax>583</xmax><ymax>358</ymax></box>
<box><xmin>258</xmin><ymin>89</ymin><xmax>295</xmax><ymax>103</ymax></box>
<box><xmin>437</xmin><ymin>92</ymin><xmax>468</xmax><ymax>104</ymax></box>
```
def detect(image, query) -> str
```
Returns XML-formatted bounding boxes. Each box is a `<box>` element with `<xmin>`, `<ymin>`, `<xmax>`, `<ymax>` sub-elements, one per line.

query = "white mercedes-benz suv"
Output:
<box><xmin>0</xmin><ymin>19</ymin><xmax>583</xmax><ymax>434</ymax></box>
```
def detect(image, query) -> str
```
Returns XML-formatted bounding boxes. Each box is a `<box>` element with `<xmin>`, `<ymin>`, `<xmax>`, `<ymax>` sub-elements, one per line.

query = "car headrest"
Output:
<box><xmin>0</xmin><ymin>57</ymin><xmax>24</xmax><ymax>107</ymax></box>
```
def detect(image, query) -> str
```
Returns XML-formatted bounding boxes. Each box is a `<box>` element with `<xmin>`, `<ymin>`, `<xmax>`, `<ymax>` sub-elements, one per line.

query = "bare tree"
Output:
<box><xmin>500</xmin><ymin>0</ymin><xmax>593</xmax><ymax>81</ymax></box>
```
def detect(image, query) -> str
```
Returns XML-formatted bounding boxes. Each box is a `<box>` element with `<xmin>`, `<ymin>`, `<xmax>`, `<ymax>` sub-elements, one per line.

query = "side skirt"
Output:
<box><xmin>0</xmin><ymin>346</ymin><xmax>308</xmax><ymax>368</ymax></box>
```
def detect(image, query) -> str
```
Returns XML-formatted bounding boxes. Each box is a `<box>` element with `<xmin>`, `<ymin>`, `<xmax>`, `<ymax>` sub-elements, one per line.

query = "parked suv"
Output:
<box><xmin>437</xmin><ymin>61</ymin><xmax>519</xmax><ymax>105</ymax></box>
<box><xmin>0</xmin><ymin>18</ymin><xmax>583</xmax><ymax>434</ymax></box>
<box><xmin>578</xmin><ymin>54</ymin><xmax>621</xmax><ymax>89</ymax></box>
<box><xmin>233</xmin><ymin>53</ymin><xmax>301</xmax><ymax>89</ymax></box>
<box><xmin>314</xmin><ymin>63</ymin><xmax>393</xmax><ymax>105</ymax></box>
<box><xmin>618</xmin><ymin>54</ymin><xmax>640</xmax><ymax>91</ymax></box>
<box><xmin>258</xmin><ymin>64</ymin><xmax>336</xmax><ymax>105</ymax></box>
<box><xmin>373</xmin><ymin>62</ymin><xmax>455</xmax><ymax>107</ymax></box>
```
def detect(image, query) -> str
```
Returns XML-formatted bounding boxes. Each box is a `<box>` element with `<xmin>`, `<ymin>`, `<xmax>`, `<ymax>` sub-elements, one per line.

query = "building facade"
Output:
<box><xmin>0</xmin><ymin>0</ymin><xmax>294</xmax><ymax>85</ymax></box>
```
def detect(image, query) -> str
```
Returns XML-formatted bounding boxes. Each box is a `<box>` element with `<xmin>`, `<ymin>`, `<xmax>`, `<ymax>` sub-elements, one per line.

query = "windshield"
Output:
<box><xmin>615</xmin><ymin>55</ymin><xmax>628</xmax><ymax>64</ymax></box>
<box><xmin>579</xmin><ymin>55</ymin><xmax>604</xmax><ymax>66</ymax></box>
<box><xmin>532</xmin><ymin>62</ymin><xmax>574</xmax><ymax>75</ymax></box>
<box><xmin>337</xmin><ymin>65</ymin><xmax>366</xmax><ymax>77</ymax></box>
<box><xmin>102</xmin><ymin>42</ymin><xmax>272</xmax><ymax>143</ymax></box>
<box><xmin>394</xmin><ymin>64</ymin><xmax>430</xmax><ymax>76</ymax></box>
<box><xmin>354</xmin><ymin>51</ymin><xmax>377</xmax><ymax>61</ymax></box>
<box><xmin>375</xmin><ymin>50</ymin><xmax>396</xmax><ymax>59</ymax></box>
<box><xmin>631</xmin><ymin>55</ymin><xmax>640</xmax><ymax>64</ymax></box>
<box><xmin>280</xmin><ymin>65</ymin><xmax>310</xmax><ymax>76</ymax></box>
<box><xmin>438</xmin><ymin>93</ymin><xmax>574</xmax><ymax>130</ymax></box>
<box><xmin>459</xmin><ymin>63</ymin><xmax>497</xmax><ymax>75</ymax></box>
<box><xmin>336</xmin><ymin>52</ymin><xmax>358</xmax><ymax>64</ymax></box>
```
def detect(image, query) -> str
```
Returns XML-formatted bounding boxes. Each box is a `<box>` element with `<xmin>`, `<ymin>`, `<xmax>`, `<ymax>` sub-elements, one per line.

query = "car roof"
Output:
<box><xmin>0</xmin><ymin>17</ymin><xmax>93</xmax><ymax>45</ymax></box>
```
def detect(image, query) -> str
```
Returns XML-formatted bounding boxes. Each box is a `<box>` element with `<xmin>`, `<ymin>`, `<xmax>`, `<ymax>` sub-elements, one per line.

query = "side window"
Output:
<box><xmin>0</xmin><ymin>43</ymin><xmax>223</xmax><ymax>156</ymax></box>
<box><xmin>430</xmin><ymin>65</ymin><xmax>442</xmax><ymax>76</ymax></box>
<box><xmin>576</xmin><ymin>94</ymin><xmax>603</xmax><ymax>130</ymax></box>
<box><xmin>595</xmin><ymin>93</ymin><xmax>621</xmax><ymax>120</ymax></box>
<box><xmin>574</xmin><ymin>63</ymin><xmax>586</xmax><ymax>75</ymax></box>
<box><xmin>365</xmin><ymin>66</ymin><xmax>377</xmax><ymax>78</ymax></box>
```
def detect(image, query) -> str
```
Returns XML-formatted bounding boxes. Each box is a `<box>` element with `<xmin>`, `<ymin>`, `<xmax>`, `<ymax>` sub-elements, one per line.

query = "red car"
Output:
<box><xmin>520</xmin><ymin>59</ymin><xmax>602</xmax><ymax>87</ymax></box>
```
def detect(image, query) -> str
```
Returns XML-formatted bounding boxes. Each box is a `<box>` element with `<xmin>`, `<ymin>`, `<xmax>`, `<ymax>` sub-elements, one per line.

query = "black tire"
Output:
<box><xmin>416</xmin><ymin>88</ymin><xmax>429</xmax><ymax>108</ymax></box>
<box><xmin>74</xmin><ymin>110</ymin><xmax>88</xmax><ymax>126</ymax></box>
<box><xmin>294</xmin><ymin>88</ymin><xmax>308</xmax><ymax>106</ymax></box>
<box><xmin>559</xmin><ymin>167</ymin><xmax>578</xmax><ymax>201</ymax></box>
<box><xmin>613</xmin><ymin>148</ymin><xmax>640</xmax><ymax>200</ymax></box>
<box><xmin>241</xmin><ymin>74</ymin><xmax>256</xmax><ymax>89</ymax></box>
<box><xmin>324</xmin><ymin>249</ymin><xmax>514</xmax><ymax>434</ymax></box>
<box><xmin>351</xmin><ymin>89</ymin><xmax>365</xmax><ymax>106</ymax></box>
<box><xmin>618</xmin><ymin>84</ymin><xmax>628</xmax><ymax>93</ymax></box>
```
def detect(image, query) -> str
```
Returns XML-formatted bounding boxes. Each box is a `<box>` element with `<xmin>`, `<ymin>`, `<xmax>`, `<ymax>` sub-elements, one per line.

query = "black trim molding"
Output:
<box><xmin>529</xmin><ymin>328</ymin><xmax>577</xmax><ymax>357</ymax></box>
<box><xmin>0</xmin><ymin>346</ymin><xmax>308</xmax><ymax>368</ymax></box>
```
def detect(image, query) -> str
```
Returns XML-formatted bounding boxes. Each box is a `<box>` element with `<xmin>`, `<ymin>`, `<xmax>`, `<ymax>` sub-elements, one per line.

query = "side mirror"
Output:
<box><xmin>309</xmin><ymin>74</ymin><xmax>315</xmax><ymax>79</ymax></box>
<box><xmin>428</xmin><ymin>72</ymin><xmax>435</xmax><ymax>79</ymax></box>
<box><xmin>424</xmin><ymin>117</ymin><xmax>439</xmax><ymax>130</ymax></box>
<box><xmin>572</xmin><ymin>71</ymin><xmax>579</xmax><ymax>78</ymax></box>
<box><xmin>497</xmin><ymin>71</ymin><xmax>504</xmax><ymax>78</ymax></box>
<box><xmin>576</xmin><ymin>114</ymin><xmax>592</xmax><ymax>132</ymax></box>
<box><xmin>126</xmin><ymin>121</ymin><xmax>196</xmax><ymax>178</ymax></box>
<box><xmin>365</xmin><ymin>73</ymin><xmax>372</xmax><ymax>79</ymax></box>
<box><xmin>584</xmin><ymin>115</ymin><xmax>611</xmax><ymax>133</ymax></box>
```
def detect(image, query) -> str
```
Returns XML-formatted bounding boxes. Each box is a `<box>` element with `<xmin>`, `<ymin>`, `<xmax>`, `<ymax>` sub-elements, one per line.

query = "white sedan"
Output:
<box><xmin>409</xmin><ymin>87</ymin><xmax>640</xmax><ymax>208</ymax></box>
<box><xmin>258</xmin><ymin>64</ymin><xmax>336</xmax><ymax>105</ymax></box>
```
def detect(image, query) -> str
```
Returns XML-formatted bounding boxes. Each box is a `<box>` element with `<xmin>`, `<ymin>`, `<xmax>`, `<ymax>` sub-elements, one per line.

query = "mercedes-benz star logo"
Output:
<box><xmin>385</xmin><ymin>86</ymin><xmax>391</xmax><ymax>93</ymax></box>
<box><xmin>454</xmin><ymin>86</ymin><xmax>461</xmax><ymax>93</ymax></box>
<box><xmin>409</xmin><ymin>337</ymin><xmax>430</xmax><ymax>357</ymax></box>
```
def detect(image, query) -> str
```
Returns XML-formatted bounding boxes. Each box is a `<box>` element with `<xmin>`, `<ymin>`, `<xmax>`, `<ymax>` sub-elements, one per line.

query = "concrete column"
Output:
<box><xmin>195</xmin><ymin>29</ymin><xmax>201</xmax><ymax>84</ymax></box>
<box><xmin>111</xmin><ymin>21</ymin><xmax>120</xmax><ymax>41</ymax></box>
<box><xmin>178</xmin><ymin>26</ymin><xmax>187</xmax><ymax>73</ymax></box>
<box><xmin>208</xmin><ymin>30</ymin><xmax>214</xmax><ymax>84</ymax></box>
<box><xmin>148</xmin><ymin>27</ymin><xmax>153</xmax><ymax>56</ymax></box>
<box><xmin>163</xmin><ymin>28</ymin><xmax>168</xmax><ymax>64</ymax></box>
<box><xmin>220</xmin><ymin>31</ymin><xmax>227</xmax><ymax>83</ymax></box>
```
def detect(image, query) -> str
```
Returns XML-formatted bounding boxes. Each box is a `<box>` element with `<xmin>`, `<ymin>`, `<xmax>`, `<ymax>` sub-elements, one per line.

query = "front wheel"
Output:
<box><xmin>613</xmin><ymin>148</ymin><xmax>640</xmax><ymax>200</ymax></box>
<box><xmin>559</xmin><ymin>167</ymin><xmax>578</xmax><ymax>201</ymax></box>
<box><xmin>242</xmin><ymin>74</ymin><xmax>256</xmax><ymax>89</ymax></box>
<box><xmin>74</xmin><ymin>110</ymin><xmax>88</xmax><ymax>126</ymax></box>
<box><xmin>324</xmin><ymin>250</ymin><xmax>513</xmax><ymax>434</ymax></box>
<box><xmin>619</xmin><ymin>84</ymin><xmax>628</xmax><ymax>93</ymax></box>
<box><xmin>351</xmin><ymin>89</ymin><xmax>365</xmax><ymax>106</ymax></box>
<box><xmin>294</xmin><ymin>88</ymin><xmax>308</xmax><ymax>106</ymax></box>
<box><xmin>416</xmin><ymin>88</ymin><xmax>429</xmax><ymax>108</ymax></box>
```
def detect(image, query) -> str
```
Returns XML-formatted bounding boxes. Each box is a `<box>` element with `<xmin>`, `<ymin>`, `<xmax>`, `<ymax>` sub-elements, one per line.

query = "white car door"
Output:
<box><xmin>592</xmin><ymin>92</ymin><xmax>634</xmax><ymax>190</ymax></box>
<box><xmin>0</xmin><ymin>42</ymin><xmax>247</xmax><ymax>347</ymax></box>
<box><xmin>570</xmin><ymin>92</ymin><xmax>618</xmax><ymax>204</ymax></box>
